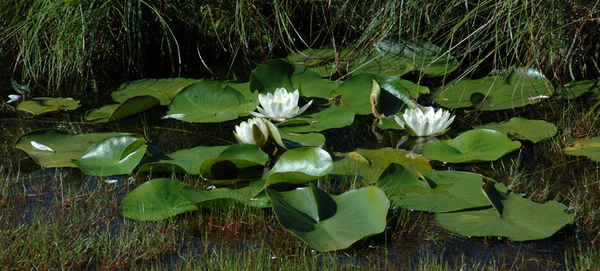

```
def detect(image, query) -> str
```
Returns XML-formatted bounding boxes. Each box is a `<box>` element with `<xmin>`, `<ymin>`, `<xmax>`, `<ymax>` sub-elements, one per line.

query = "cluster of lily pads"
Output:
<box><xmin>11</xmin><ymin>39</ymin><xmax>600</xmax><ymax>252</ymax></box>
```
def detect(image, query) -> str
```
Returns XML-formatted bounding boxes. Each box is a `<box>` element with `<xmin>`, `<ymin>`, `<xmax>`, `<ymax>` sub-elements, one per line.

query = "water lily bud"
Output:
<box><xmin>234</xmin><ymin>118</ymin><xmax>270</xmax><ymax>148</ymax></box>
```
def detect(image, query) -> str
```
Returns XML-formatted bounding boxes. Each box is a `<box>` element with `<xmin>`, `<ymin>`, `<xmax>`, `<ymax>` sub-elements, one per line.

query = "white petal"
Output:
<box><xmin>296</xmin><ymin>100</ymin><xmax>313</xmax><ymax>116</ymax></box>
<box><xmin>162</xmin><ymin>113</ymin><xmax>186</xmax><ymax>120</ymax></box>
<box><xmin>31</xmin><ymin>141</ymin><xmax>55</xmax><ymax>152</ymax></box>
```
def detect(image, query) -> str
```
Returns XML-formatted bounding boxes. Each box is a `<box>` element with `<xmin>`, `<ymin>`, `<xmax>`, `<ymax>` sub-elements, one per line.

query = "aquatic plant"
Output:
<box><xmin>250</xmin><ymin>88</ymin><xmax>313</xmax><ymax>121</ymax></box>
<box><xmin>394</xmin><ymin>107</ymin><xmax>455</xmax><ymax>137</ymax></box>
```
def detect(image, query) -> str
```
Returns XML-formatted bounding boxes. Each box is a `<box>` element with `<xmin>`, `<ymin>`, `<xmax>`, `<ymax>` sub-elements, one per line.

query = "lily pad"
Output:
<box><xmin>279</xmin><ymin>107</ymin><xmax>355</xmax><ymax>133</ymax></box>
<box><xmin>85</xmin><ymin>95</ymin><xmax>161</xmax><ymax>122</ymax></box>
<box><xmin>13</xmin><ymin>129</ymin><xmax>129</xmax><ymax>168</ymax></box>
<box><xmin>250</xmin><ymin>59</ymin><xmax>339</xmax><ymax>105</ymax></box>
<box><xmin>165</xmin><ymin>81</ymin><xmax>256</xmax><ymax>123</ymax></box>
<box><xmin>263</xmin><ymin>147</ymin><xmax>333</xmax><ymax>187</ymax></box>
<box><xmin>285</xmin><ymin>47</ymin><xmax>343</xmax><ymax>77</ymax></box>
<box><xmin>71</xmin><ymin>134</ymin><xmax>147</xmax><ymax>176</ymax></box>
<box><xmin>349</xmin><ymin>39</ymin><xmax>459</xmax><ymax>77</ymax></box>
<box><xmin>563</xmin><ymin>137</ymin><xmax>600</xmax><ymax>162</ymax></box>
<box><xmin>330</xmin><ymin>74</ymin><xmax>412</xmax><ymax>116</ymax></box>
<box><xmin>279</xmin><ymin>130</ymin><xmax>326</xmax><ymax>149</ymax></box>
<box><xmin>139</xmin><ymin>146</ymin><xmax>229</xmax><ymax>174</ymax></box>
<box><xmin>198</xmin><ymin>144</ymin><xmax>269</xmax><ymax>183</ymax></box>
<box><xmin>377</xmin><ymin>163</ymin><xmax>508</xmax><ymax>212</ymax></box>
<box><xmin>112</xmin><ymin>78</ymin><xmax>203</xmax><ymax>105</ymax></box>
<box><xmin>178</xmin><ymin>179</ymin><xmax>268</xmax><ymax>208</ymax></box>
<box><xmin>558</xmin><ymin>78</ymin><xmax>600</xmax><ymax>99</ymax></box>
<box><xmin>474</xmin><ymin>117</ymin><xmax>557</xmax><ymax>143</ymax></box>
<box><xmin>121</xmin><ymin>178</ymin><xmax>198</xmax><ymax>221</ymax></box>
<box><xmin>436</xmin><ymin>193</ymin><xmax>574</xmax><ymax>241</ymax></box>
<box><xmin>267</xmin><ymin>183</ymin><xmax>389</xmax><ymax>252</ymax></box>
<box><xmin>331</xmin><ymin>148</ymin><xmax>432</xmax><ymax>184</ymax></box>
<box><xmin>421</xmin><ymin>129</ymin><xmax>522</xmax><ymax>163</ymax></box>
<box><xmin>433</xmin><ymin>68</ymin><xmax>553</xmax><ymax>110</ymax></box>
<box><xmin>16</xmin><ymin>97</ymin><xmax>80</xmax><ymax>115</ymax></box>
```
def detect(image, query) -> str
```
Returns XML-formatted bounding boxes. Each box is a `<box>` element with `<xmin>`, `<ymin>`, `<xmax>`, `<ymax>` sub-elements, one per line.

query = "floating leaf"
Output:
<box><xmin>436</xmin><ymin>193</ymin><xmax>574</xmax><ymax>241</ymax></box>
<box><xmin>558</xmin><ymin>78</ymin><xmax>600</xmax><ymax>99</ymax></box>
<box><xmin>563</xmin><ymin>137</ymin><xmax>600</xmax><ymax>162</ymax></box>
<box><xmin>433</xmin><ymin>68</ymin><xmax>553</xmax><ymax>110</ymax></box>
<box><xmin>279</xmin><ymin>107</ymin><xmax>355</xmax><ymax>133</ymax></box>
<box><xmin>349</xmin><ymin>39</ymin><xmax>459</xmax><ymax>77</ymax></box>
<box><xmin>332</xmin><ymin>148</ymin><xmax>432</xmax><ymax>185</ymax></box>
<box><xmin>263</xmin><ymin>147</ymin><xmax>333</xmax><ymax>187</ymax></box>
<box><xmin>13</xmin><ymin>130</ymin><xmax>129</xmax><ymax>167</ymax></box>
<box><xmin>71</xmin><ymin>134</ymin><xmax>147</xmax><ymax>176</ymax></box>
<box><xmin>139</xmin><ymin>146</ymin><xmax>228</xmax><ymax>174</ymax></box>
<box><xmin>165</xmin><ymin>81</ymin><xmax>255</xmax><ymax>123</ymax></box>
<box><xmin>279</xmin><ymin>130</ymin><xmax>326</xmax><ymax>149</ymax></box>
<box><xmin>285</xmin><ymin>47</ymin><xmax>342</xmax><ymax>77</ymax></box>
<box><xmin>421</xmin><ymin>129</ymin><xmax>521</xmax><ymax>163</ymax></box>
<box><xmin>85</xmin><ymin>95</ymin><xmax>161</xmax><ymax>122</ymax></box>
<box><xmin>267</xmin><ymin>183</ymin><xmax>389</xmax><ymax>252</ymax></box>
<box><xmin>16</xmin><ymin>97</ymin><xmax>80</xmax><ymax>115</ymax></box>
<box><xmin>178</xmin><ymin>180</ymin><xmax>268</xmax><ymax>208</ymax></box>
<box><xmin>112</xmin><ymin>78</ymin><xmax>203</xmax><ymax>105</ymax></box>
<box><xmin>475</xmin><ymin>117</ymin><xmax>557</xmax><ymax>143</ymax></box>
<box><xmin>377</xmin><ymin>163</ymin><xmax>507</xmax><ymax>212</ymax></box>
<box><xmin>121</xmin><ymin>178</ymin><xmax>198</xmax><ymax>221</ymax></box>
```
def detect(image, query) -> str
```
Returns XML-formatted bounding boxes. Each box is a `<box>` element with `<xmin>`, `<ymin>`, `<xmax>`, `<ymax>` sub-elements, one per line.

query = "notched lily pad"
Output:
<box><xmin>475</xmin><ymin>117</ymin><xmax>557</xmax><ymax>143</ymax></box>
<box><xmin>112</xmin><ymin>78</ymin><xmax>203</xmax><ymax>105</ymax></box>
<box><xmin>377</xmin><ymin>163</ymin><xmax>508</xmax><ymax>212</ymax></box>
<box><xmin>558</xmin><ymin>78</ymin><xmax>600</xmax><ymax>99</ymax></box>
<box><xmin>165</xmin><ymin>81</ymin><xmax>256</xmax><ymax>123</ymax></box>
<box><xmin>121</xmin><ymin>178</ymin><xmax>198</xmax><ymax>221</ymax></box>
<box><xmin>349</xmin><ymin>39</ymin><xmax>459</xmax><ymax>77</ymax></box>
<box><xmin>267</xmin><ymin>183</ymin><xmax>389</xmax><ymax>252</ymax></box>
<box><xmin>436</xmin><ymin>193</ymin><xmax>574</xmax><ymax>241</ymax></box>
<box><xmin>433</xmin><ymin>68</ymin><xmax>553</xmax><ymax>110</ymax></box>
<box><xmin>13</xmin><ymin>129</ymin><xmax>129</xmax><ymax>168</ymax></box>
<box><xmin>71</xmin><ymin>134</ymin><xmax>147</xmax><ymax>176</ymax></box>
<box><xmin>17</xmin><ymin>97</ymin><xmax>80</xmax><ymax>115</ymax></box>
<box><xmin>563</xmin><ymin>137</ymin><xmax>600</xmax><ymax>162</ymax></box>
<box><xmin>85</xmin><ymin>95</ymin><xmax>161</xmax><ymax>122</ymax></box>
<box><xmin>421</xmin><ymin>129</ymin><xmax>522</xmax><ymax>163</ymax></box>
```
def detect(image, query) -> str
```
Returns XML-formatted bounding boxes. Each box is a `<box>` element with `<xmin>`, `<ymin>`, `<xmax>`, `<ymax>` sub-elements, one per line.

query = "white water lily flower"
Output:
<box><xmin>250</xmin><ymin>88</ymin><xmax>313</xmax><ymax>121</ymax></box>
<box><xmin>234</xmin><ymin>118</ymin><xmax>270</xmax><ymax>147</ymax></box>
<box><xmin>7</xmin><ymin>94</ymin><xmax>21</xmax><ymax>103</ymax></box>
<box><xmin>394</xmin><ymin>107</ymin><xmax>455</xmax><ymax>137</ymax></box>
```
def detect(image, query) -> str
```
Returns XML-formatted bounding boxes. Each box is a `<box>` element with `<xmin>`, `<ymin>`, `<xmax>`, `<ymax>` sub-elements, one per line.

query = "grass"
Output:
<box><xmin>1</xmin><ymin>0</ymin><xmax>600</xmax><ymax>269</ymax></box>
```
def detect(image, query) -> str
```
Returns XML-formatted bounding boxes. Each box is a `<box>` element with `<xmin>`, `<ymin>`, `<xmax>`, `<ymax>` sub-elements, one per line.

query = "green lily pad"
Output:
<box><xmin>558</xmin><ymin>78</ymin><xmax>600</xmax><ymax>99</ymax></box>
<box><xmin>377</xmin><ymin>163</ymin><xmax>508</xmax><ymax>212</ymax></box>
<box><xmin>71</xmin><ymin>134</ymin><xmax>147</xmax><ymax>176</ymax></box>
<box><xmin>330</xmin><ymin>74</ymin><xmax>412</xmax><ymax>116</ymax></box>
<box><xmin>263</xmin><ymin>147</ymin><xmax>333</xmax><ymax>187</ymax></box>
<box><xmin>13</xmin><ymin>129</ymin><xmax>129</xmax><ymax>168</ymax></box>
<box><xmin>85</xmin><ymin>95</ymin><xmax>161</xmax><ymax>122</ymax></box>
<box><xmin>198</xmin><ymin>144</ymin><xmax>269</xmax><ymax>183</ymax></box>
<box><xmin>250</xmin><ymin>59</ymin><xmax>339</xmax><ymax>105</ymax></box>
<box><xmin>139</xmin><ymin>146</ymin><xmax>228</xmax><ymax>174</ymax></box>
<box><xmin>278</xmin><ymin>107</ymin><xmax>355</xmax><ymax>133</ymax></box>
<box><xmin>563</xmin><ymin>137</ymin><xmax>600</xmax><ymax>162</ymax></box>
<box><xmin>112</xmin><ymin>78</ymin><xmax>203</xmax><ymax>105</ymax></box>
<box><xmin>121</xmin><ymin>178</ymin><xmax>198</xmax><ymax>221</ymax></box>
<box><xmin>421</xmin><ymin>129</ymin><xmax>522</xmax><ymax>163</ymax></box>
<box><xmin>332</xmin><ymin>148</ymin><xmax>432</xmax><ymax>185</ymax></box>
<box><xmin>16</xmin><ymin>97</ymin><xmax>80</xmax><ymax>115</ymax></box>
<box><xmin>433</xmin><ymin>68</ymin><xmax>553</xmax><ymax>110</ymax></box>
<box><xmin>178</xmin><ymin>179</ymin><xmax>268</xmax><ymax>208</ymax></box>
<box><xmin>436</xmin><ymin>193</ymin><xmax>574</xmax><ymax>241</ymax></box>
<box><xmin>267</xmin><ymin>183</ymin><xmax>389</xmax><ymax>252</ymax></box>
<box><xmin>285</xmin><ymin>47</ymin><xmax>342</xmax><ymax>77</ymax></box>
<box><xmin>279</xmin><ymin>129</ymin><xmax>326</xmax><ymax>149</ymax></box>
<box><xmin>349</xmin><ymin>39</ymin><xmax>459</xmax><ymax>77</ymax></box>
<box><xmin>164</xmin><ymin>81</ymin><xmax>256</xmax><ymax>123</ymax></box>
<box><xmin>474</xmin><ymin>117</ymin><xmax>557</xmax><ymax>143</ymax></box>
